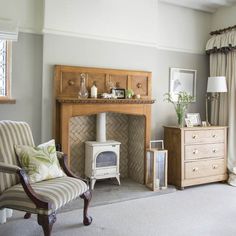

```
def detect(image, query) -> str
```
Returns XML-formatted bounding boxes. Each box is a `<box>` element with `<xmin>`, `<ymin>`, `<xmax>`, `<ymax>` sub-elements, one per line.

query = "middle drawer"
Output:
<box><xmin>185</xmin><ymin>143</ymin><xmax>225</xmax><ymax>160</ymax></box>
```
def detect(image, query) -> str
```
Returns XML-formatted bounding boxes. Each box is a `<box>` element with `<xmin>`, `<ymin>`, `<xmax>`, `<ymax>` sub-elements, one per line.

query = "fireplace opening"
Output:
<box><xmin>69</xmin><ymin>112</ymin><xmax>145</xmax><ymax>188</ymax></box>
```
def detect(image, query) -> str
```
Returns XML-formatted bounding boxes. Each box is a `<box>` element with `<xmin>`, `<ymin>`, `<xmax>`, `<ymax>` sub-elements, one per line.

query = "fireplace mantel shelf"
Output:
<box><xmin>57</xmin><ymin>97</ymin><xmax>155</xmax><ymax>104</ymax></box>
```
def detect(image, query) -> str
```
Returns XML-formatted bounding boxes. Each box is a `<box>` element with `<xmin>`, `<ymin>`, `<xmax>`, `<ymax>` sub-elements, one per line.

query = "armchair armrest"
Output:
<box><xmin>0</xmin><ymin>162</ymin><xmax>21</xmax><ymax>174</ymax></box>
<box><xmin>57</xmin><ymin>152</ymin><xmax>88</xmax><ymax>184</ymax></box>
<box><xmin>0</xmin><ymin>162</ymin><xmax>52</xmax><ymax>209</ymax></box>
<box><xmin>17</xmin><ymin>169</ymin><xmax>52</xmax><ymax>209</ymax></box>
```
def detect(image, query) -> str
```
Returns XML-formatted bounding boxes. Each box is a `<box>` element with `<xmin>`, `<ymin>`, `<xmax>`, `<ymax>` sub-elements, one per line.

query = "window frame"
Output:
<box><xmin>0</xmin><ymin>40</ymin><xmax>15</xmax><ymax>104</ymax></box>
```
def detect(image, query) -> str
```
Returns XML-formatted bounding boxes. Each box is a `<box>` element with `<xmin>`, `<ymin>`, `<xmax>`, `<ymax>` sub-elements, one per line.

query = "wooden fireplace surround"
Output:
<box><xmin>54</xmin><ymin>65</ymin><xmax>155</xmax><ymax>181</ymax></box>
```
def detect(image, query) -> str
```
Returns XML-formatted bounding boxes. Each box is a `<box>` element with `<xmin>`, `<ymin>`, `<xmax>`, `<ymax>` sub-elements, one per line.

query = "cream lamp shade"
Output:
<box><xmin>207</xmin><ymin>76</ymin><xmax>227</xmax><ymax>93</ymax></box>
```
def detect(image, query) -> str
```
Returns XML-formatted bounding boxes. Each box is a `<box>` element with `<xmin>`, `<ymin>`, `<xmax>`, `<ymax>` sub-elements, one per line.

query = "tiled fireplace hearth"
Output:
<box><xmin>54</xmin><ymin>65</ymin><xmax>155</xmax><ymax>184</ymax></box>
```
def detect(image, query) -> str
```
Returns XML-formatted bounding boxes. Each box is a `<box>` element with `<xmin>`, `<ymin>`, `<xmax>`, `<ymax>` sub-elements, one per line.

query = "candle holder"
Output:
<box><xmin>146</xmin><ymin>140</ymin><xmax>168</xmax><ymax>191</ymax></box>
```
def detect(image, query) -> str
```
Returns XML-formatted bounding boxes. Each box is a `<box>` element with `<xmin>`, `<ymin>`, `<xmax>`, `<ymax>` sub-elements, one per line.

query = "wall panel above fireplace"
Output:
<box><xmin>54</xmin><ymin>65</ymin><xmax>152</xmax><ymax>99</ymax></box>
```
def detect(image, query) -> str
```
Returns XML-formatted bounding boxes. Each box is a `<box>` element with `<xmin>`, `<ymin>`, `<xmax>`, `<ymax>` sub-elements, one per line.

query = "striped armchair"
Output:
<box><xmin>0</xmin><ymin>120</ymin><xmax>92</xmax><ymax>236</ymax></box>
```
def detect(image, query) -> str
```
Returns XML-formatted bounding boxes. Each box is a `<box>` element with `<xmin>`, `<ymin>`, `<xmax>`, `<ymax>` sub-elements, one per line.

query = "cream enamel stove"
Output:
<box><xmin>85</xmin><ymin>113</ymin><xmax>121</xmax><ymax>189</ymax></box>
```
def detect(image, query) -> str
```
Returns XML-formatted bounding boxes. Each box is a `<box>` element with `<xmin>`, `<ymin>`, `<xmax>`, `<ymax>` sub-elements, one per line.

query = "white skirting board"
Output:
<box><xmin>0</xmin><ymin>209</ymin><xmax>13</xmax><ymax>224</ymax></box>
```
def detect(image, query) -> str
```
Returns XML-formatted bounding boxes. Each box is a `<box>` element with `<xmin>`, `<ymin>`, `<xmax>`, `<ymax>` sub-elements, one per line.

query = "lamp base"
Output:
<box><xmin>206</xmin><ymin>93</ymin><xmax>219</xmax><ymax>127</ymax></box>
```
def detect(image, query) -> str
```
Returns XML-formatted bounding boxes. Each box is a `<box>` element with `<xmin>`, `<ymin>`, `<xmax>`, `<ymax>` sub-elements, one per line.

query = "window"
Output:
<box><xmin>0</xmin><ymin>40</ymin><xmax>14</xmax><ymax>103</ymax></box>
<box><xmin>0</xmin><ymin>40</ymin><xmax>8</xmax><ymax>96</ymax></box>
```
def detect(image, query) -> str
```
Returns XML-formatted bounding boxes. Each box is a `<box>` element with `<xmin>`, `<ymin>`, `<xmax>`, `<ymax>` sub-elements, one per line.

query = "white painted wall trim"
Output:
<box><xmin>157</xmin><ymin>44</ymin><xmax>205</xmax><ymax>55</ymax></box>
<box><xmin>42</xmin><ymin>28</ymin><xmax>158</xmax><ymax>49</ymax></box>
<box><xmin>43</xmin><ymin>28</ymin><xmax>205</xmax><ymax>55</ymax></box>
<box><xmin>19</xmin><ymin>27</ymin><xmax>42</xmax><ymax>35</ymax></box>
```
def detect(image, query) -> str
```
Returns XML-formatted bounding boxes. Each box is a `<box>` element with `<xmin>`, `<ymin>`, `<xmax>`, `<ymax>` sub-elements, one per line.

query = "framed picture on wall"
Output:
<box><xmin>169</xmin><ymin>68</ymin><xmax>197</xmax><ymax>102</ymax></box>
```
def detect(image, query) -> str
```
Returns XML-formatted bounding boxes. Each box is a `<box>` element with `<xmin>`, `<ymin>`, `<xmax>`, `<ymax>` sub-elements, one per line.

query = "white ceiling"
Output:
<box><xmin>159</xmin><ymin>0</ymin><xmax>236</xmax><ymax>13</ymax></box>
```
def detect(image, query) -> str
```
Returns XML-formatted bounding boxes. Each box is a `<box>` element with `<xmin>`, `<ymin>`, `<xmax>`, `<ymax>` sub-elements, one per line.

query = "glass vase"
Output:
<box><xmin>176</xmin><ymin>111</ymin><xmax>185</xmax><ymax>127</ymax></box>
<box><xmin>78</xmin><ymin>74</ymin><xmax>88</xmax><ymax>98</ymax></box>
<box><xmin>175</xmin><ymin>105</ymin><xmax>186</xmax><ymax>128</ymax></box>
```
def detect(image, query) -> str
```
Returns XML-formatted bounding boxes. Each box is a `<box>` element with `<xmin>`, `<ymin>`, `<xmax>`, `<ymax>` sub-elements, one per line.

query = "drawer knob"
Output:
<box><xmin>212</xmin><ymin>149</ymin><xmax>217</xmax><ymax>153</ymax></box>
<box><xmin>212</xmin><ymin>165</ymin><xmax>218</xmax><ymax>169</ymax></box>
<box><xmin>68</xmin><ymin>80</ymin><xmax>75</xmax><ymax>86</ymax></box>
<box><xmin>116</xmin><ymin>82</ymin><xmax>120</xmax><ymax>88</ymax></box>
<box><xmin>212</xmin><ymin>134</ymin><xmax>216</xmax><ymax>138</ymax></box>
<box><xmin>137</xmin><ymin>83</ymin><xmax>142</xmax><ymax>88</ymax></box>
<box><xmin>192</xmin><ymin>135</ymin><xmax>197</xmax><ymax>139</ymax></box>
<box><xmin>193</xmin><ymin>149</ymin><xmax>198</xmax><ymax>154</ymax></box>
<box><xmin>192</xmin><ymin>167</ymin><xmax>198</xmax><ymax>172</ymax></box>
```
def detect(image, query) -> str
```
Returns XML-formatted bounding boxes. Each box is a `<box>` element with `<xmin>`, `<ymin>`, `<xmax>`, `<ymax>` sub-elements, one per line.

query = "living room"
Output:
<box><xmin>0</xmin><ymin>0</ymin><xmax>236</xmax><ymax>235</ymax></box>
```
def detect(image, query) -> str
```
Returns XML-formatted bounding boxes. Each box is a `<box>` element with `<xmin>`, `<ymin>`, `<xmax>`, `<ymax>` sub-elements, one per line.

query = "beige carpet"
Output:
<box><xmin>1</xmin><ymin>183</ymin><xmax>236</xmax><ymax>236</ymax></box>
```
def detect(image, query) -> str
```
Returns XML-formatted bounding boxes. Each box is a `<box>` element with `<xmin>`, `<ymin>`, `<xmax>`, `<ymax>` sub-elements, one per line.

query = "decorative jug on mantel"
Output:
<box><xmin>78</xmin><ymin>73</ymin><xmax>88</xmax><ymax>98</ymax></box>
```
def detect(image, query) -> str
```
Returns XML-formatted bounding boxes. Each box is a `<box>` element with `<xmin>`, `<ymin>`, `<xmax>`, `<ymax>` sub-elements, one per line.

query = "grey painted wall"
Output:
<box><xmin>42</xmin><ymin>33</ymin><xmax>209</xmax><ymax>142</ymax></box>
<box><xmin>0</xmin><ymin>32</ymin><xmax>209</xmax><ymax>144</ymax></box>
<box><xmin>153</xmin><ymin>50</ymin><xmax>209</xmax><ymax>139</ymax></box>
<box><xmin>0</xmin><ymin>33</ymin><xmax>43</xmax><ymax>144</ymax></box>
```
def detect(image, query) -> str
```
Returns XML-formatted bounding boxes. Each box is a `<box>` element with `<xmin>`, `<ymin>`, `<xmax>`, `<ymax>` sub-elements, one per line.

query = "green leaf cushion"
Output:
<box><xmin>15</xmin><ymin>140</ymin><xmax>65</xmax><ymax>183</ymax></box>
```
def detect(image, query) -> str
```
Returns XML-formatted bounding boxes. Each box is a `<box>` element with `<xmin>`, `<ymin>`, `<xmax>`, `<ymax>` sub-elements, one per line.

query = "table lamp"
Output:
<box><xmin>206</xmin><ymin>76</ymin><xmax>227</xmax><ymax>126</ymax></box>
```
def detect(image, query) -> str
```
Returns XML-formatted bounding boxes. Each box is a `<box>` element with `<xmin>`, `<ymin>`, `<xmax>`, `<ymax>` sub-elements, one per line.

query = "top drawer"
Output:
<box><xmin>184</xmin><ymin>129</ymin><xmax>225</xmax><ymax>144</ymax></box>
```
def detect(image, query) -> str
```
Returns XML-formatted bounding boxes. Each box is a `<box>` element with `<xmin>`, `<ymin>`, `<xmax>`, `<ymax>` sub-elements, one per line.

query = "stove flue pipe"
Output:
<box><xmin>96</xmin><ymin>113</ymin><xmax>106</xmax><ymax>142</ymax></box>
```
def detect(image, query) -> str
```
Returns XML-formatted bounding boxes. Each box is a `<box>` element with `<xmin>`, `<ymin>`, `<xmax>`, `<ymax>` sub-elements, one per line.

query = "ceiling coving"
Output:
<box><xmin>159</xmin><ymin>0</ymin><xmax>236</xmax><ymax>13</ymax></box>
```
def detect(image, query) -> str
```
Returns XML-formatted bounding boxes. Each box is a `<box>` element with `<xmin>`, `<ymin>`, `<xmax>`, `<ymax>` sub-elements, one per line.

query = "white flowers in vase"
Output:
<box><xmin>164</xmin><ymin>91</ymin><xmax>194</xmax><ymax>127</ymax></box>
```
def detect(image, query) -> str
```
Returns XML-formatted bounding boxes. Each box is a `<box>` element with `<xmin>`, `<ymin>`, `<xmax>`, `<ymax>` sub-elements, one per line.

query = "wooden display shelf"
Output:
<box><xmin>57</xmin><ymin>97</ymin><xmax>155</xmax><ymax>104</ymax></box>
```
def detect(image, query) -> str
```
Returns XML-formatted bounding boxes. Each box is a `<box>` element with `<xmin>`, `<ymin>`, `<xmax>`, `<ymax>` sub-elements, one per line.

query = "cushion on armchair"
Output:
<box><xmin>14</xmin><ymin>139</ymin><xmax>65</xmax><ymax>183</ymax></box>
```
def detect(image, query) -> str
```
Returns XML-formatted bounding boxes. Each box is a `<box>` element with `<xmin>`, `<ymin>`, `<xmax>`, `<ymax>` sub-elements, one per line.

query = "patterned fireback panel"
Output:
<box><xmin>69</xmin><ymin>115</ymin><xmax>96</xmax><ymax>176</ymax></box>
<box><xmin>128</xmin><ymin>115</ymin><xmax>145</xmax><ymax>184</ymax></box>
<box><xmin>106</xmin><ymin>113</ymin><xmax>129</xmax><ymax>178</ymax></box>
<box><xmin>69</xmin><ymin>113</ymin><xmax>145</xmax><ymax>184</ymax></box>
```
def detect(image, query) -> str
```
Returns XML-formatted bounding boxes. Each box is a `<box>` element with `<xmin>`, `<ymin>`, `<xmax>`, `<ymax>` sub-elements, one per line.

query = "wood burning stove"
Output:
<box><xmin>85</xmin><ymin>141</ymin><xmax>120</xmax><ymax>189</ymax></box>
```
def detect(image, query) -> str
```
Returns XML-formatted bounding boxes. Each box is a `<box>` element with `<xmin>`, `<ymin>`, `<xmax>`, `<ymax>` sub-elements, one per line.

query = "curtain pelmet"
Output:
<box><xmin>206</xmin><ymin>29</ymin><xmax>236</xmax><ymax>54</ymax></box>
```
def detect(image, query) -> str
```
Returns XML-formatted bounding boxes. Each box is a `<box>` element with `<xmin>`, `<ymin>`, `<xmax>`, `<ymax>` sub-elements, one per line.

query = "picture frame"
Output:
<box><xmin>185</xmin><ymin>118</ymin><xmax>193</xmax><ymax>127</ymax></box>
<box><xmin>114</xmin><ymin>89</ymin><xmax>125</xmax><ymax>99</ymax></box>
<box><xmin>186</xmin><ymin>113</ymin><xmax>201</xmax><ymax>126</ymax></box>
<box><xmin>169</xmin><ymin>68</ymin><xmax>197</xmax><ymax>102</ymax></box>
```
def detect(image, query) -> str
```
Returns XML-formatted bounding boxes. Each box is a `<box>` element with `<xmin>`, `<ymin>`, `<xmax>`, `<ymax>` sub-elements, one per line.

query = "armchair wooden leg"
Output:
<box><xmin>38</xmin><ymin>212</ymin><xmax>56</xmax><ymax>236</ymax></box>
<box><xmin>80</xmin><ymin>190</ymin><xmax>92</xmax><ymax>226</ymax></box>
<box><xmin>24</xmin><ymin>212</ymin><xmax>31</xmax><ymax>219</ymax></box>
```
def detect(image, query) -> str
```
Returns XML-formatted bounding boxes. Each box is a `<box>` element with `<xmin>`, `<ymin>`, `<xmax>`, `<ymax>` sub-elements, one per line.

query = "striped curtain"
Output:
<box><xmin>206</xmin><ymin>30</ymin><xmax>236</xmax><ymax>186</ymax></box>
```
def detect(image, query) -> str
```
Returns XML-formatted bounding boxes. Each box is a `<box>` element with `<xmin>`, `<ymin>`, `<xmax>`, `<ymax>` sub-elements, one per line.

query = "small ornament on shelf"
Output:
<box><xmin>126</xmin><ymin>89</ymin><xmax>134</xmax><ymax>99</ymax></box>
<box><xmin>78</xmin><ymin>73</ymin><xmax>88</xmax><ymax>98</ymax></box>
<box><xmin>90</xmin><ymin>81</ymin><xmax>98</xmax><ymax>98</ymax></box>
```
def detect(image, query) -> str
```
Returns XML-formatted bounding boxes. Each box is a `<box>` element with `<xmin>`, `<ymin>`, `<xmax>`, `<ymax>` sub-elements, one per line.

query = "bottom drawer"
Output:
<box><xmin>185</xmin><ymin>159</ymin><xmax>225</xmax><ymax>179</ymax></box>
<box><xmin>95</xmin><ymin>167</ymin><xmax>117</xmax><ymax>176</ymax></box>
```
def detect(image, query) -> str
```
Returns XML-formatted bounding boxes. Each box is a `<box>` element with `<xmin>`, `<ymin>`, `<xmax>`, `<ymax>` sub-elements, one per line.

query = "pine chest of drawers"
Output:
<box><xmin>164</xmin><ymin>126</ymin><xmax>227</xmax><ymax>189</ymax></box>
